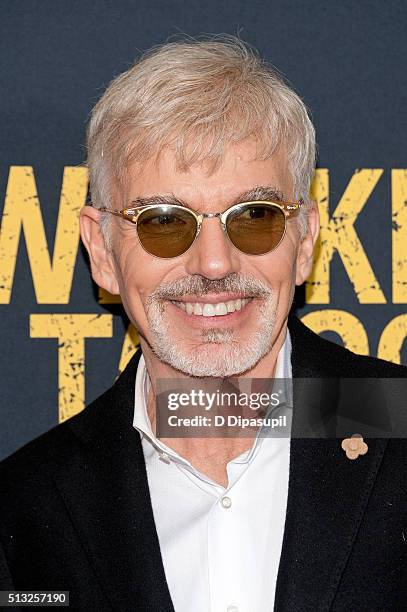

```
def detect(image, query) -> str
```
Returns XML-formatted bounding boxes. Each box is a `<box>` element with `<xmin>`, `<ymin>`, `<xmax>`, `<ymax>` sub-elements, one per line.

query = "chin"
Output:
<box><xmin>151</xmin><ymin>331</ymin><xmax>273</xmax><ymax>378</ymax></box>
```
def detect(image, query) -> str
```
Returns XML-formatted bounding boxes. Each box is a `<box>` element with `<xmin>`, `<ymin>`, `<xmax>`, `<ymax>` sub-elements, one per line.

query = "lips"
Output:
<box><xmin>171</xmin><ymin>297</ymin><xmax>252</xmax><ymax>317</ymax></box>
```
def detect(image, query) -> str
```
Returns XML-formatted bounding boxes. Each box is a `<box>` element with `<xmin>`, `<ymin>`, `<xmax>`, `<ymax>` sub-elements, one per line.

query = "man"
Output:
<box><xmin>1</xmin><ymin>36</ymin><xmax>406</xmax><ymax>611</ymax></box>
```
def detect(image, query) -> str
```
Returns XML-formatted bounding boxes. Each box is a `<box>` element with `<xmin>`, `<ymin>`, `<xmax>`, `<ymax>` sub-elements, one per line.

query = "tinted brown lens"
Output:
<box><xmin>137</xmin><ymin>207</ymin><xmax>197</xmax><ymax>257</ymax></box>
<box><xmin>226</xmin><ymin>204</ymin><xmax>286</xmax><ymax>255</ymax></box>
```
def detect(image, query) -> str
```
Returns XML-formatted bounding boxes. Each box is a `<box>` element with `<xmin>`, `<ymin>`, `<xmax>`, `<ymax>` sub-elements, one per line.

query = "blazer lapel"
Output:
<box><xmin>54</xmin><ymin>350</ymin><xmax>175</xmax><ymax>612</ymax></box>
<box><xmin>274</xmin><ymin>317</ymin><xmax>389</xmax><ymax>610</ymax></box>
<box><xmin>274</xmin><ymin>437</ymin><xmax>388</xmax><ymax>611</ymax></box>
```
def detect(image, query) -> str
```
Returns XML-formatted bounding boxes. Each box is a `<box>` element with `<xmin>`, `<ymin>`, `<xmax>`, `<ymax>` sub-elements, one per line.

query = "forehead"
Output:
<box><xmin>123</xmin><ymin>139</ymin><xmax>293</xmax><ymax>208</ymax></box>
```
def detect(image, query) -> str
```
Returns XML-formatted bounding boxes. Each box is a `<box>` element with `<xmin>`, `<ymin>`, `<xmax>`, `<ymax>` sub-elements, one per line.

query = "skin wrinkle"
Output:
<box><xmin>126</xmin><ymin>185</ymin><xmax>285</xmax><ymax>211</ymax></box>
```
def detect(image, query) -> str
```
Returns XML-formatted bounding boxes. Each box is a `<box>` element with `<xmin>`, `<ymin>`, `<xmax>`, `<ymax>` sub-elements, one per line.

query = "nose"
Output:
<box><xmin>184</xmin><ymin>216</ymin><xmax>241</xmax><ymax>279</ymax></box>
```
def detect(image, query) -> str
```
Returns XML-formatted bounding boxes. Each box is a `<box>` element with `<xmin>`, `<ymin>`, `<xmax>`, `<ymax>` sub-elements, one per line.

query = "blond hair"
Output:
<box><xmin>86</xmin><ymin>35</ymin><xmax>316</xmax><ymax>243</ymax></box>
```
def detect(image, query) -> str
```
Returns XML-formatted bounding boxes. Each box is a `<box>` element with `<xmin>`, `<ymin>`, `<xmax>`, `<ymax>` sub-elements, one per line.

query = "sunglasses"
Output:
<box><xmin>95</xmin><ymin>198</ymin><xmax>303</xmax><ymax>259</ymax></box>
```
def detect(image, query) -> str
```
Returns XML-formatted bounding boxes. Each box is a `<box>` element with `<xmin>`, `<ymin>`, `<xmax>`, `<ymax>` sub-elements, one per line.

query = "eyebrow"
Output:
<box><xmin>233</xmin><ymin>186</ymin><xmax>285</xmax><ymax>204</ymax></box>
<box><xmin>129</xmin><ymin>185</ymin><xmax>285</xmax><ymax>211</ymax></box>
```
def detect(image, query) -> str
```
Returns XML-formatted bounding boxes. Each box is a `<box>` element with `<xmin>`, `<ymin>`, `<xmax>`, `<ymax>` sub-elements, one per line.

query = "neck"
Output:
<box><xmin>140</xmin><ymin>320</ymin><xmax>288</xmax><ymax>487</ymax></box>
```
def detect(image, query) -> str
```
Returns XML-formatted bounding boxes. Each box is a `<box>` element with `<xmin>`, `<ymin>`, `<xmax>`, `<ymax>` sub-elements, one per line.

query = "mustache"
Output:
<box><xmin>147</xmin><ymin>273</ymin><xmax>272</xmax><ymax>302</ymax></box>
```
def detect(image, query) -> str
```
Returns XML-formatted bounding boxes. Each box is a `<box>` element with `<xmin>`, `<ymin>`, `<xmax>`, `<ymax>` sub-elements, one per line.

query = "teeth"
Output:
<box><xmin>193</xmin><ymin>303</ymin><xmax>203</xmax><ymax>315</ymax></box>
<box><xmin>173</xmin><ymin>298</ymin><xmax>251</xmax><ymax>317</ymax></box>
<box><xmin>214</xmin><ymin>302</ymin><xmax>228</xmax><ymax>316</ymax></box>
<box><xmin>202</xmin><ymin>303</ymin><xmax>216</xmax><ymax>317</ymax></box>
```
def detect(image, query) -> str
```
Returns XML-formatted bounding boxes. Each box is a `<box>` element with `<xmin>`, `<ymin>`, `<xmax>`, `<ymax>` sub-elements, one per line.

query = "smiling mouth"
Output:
<box><xmin>170</xmin><ymin>297</ymin><xmax>253</xmax><ymax>317</ymax></box>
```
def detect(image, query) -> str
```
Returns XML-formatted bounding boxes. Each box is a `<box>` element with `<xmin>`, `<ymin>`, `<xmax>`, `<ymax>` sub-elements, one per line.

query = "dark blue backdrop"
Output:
<box><xmin>1</xmin><ymin>0</ymin><xmax>406</xmax><ymax>460</ymax></box>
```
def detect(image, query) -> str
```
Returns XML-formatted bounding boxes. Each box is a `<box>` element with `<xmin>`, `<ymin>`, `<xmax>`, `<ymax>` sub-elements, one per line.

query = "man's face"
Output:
<box><xmin>82</xmin><ymin>139</ymin><xmax>318</xmax><ymax>377</ymax></box>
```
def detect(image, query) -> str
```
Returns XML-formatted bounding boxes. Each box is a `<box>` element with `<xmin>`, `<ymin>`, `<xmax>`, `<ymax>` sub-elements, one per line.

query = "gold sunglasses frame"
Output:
<box><xmin>94</xmin><ymin>199</ymin><xmax>303</xmax><ymax>258</ymax></box>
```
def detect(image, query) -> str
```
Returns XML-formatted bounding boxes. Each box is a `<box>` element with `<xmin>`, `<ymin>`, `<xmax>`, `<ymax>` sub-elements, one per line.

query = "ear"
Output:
<box><xmin>295</xmin><ymin>201</ymin><xmax>320</xmax><ymax>285</ymax></box>
<box><xmin>79</xmin><ymin>206</ymin><xmax>120</xmax><ymax>295</ymax></box>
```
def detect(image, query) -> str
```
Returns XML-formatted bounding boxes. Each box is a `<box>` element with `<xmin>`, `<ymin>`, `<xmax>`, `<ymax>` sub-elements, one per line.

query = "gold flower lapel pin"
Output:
<box><xmin>341</xmin><ymin>434</ymin><xmax>368</xmax><ymax>460</ymax></box>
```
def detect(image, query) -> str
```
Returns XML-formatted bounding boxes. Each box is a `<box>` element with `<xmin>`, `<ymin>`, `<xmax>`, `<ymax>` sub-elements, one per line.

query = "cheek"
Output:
<box><xmin>110</xmin><ymin>243</ymin><xmax>154</xmax><ymax>325</ymax></box>
<box><xmin>255</xmin><ymin>241</ymin><xmax>298</xmax><ymax>290</ymax></box>
<box><xmin>111</xmin><ymin>236</ymin><xmax>183</xmax><ymax>325</ymax></box>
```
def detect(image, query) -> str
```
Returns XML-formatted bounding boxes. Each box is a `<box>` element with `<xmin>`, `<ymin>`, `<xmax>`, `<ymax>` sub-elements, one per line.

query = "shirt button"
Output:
<box><xmin>221</xmin><ymin>496</ymin><xmax>232</xmax><ymax>509</ymax></box>
<box><xmin>227</xmin><ymin>606</ymin><xmax>239</xmax><ymax>612</ymax></box>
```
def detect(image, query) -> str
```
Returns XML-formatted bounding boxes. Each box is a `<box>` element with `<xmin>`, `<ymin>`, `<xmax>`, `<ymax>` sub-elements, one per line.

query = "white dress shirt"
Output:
<box><xmin>133</xmin><ymin>332</ymin><xmax>292</xmax><ymax>612</ymax></box>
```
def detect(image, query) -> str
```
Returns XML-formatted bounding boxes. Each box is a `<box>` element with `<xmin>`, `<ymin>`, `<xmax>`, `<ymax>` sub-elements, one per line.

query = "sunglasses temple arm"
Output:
<box><xmin>98</xmin><ymin>207</ymin><xmax>127</xmax><ymax>219</ymax></box>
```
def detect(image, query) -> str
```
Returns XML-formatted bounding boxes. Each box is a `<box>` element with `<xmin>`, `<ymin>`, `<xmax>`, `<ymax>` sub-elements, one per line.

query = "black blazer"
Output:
<box><xmin>1</xmin><ymin>315</ymin><xmax>407</xmax><ymax>611</ymax></box>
